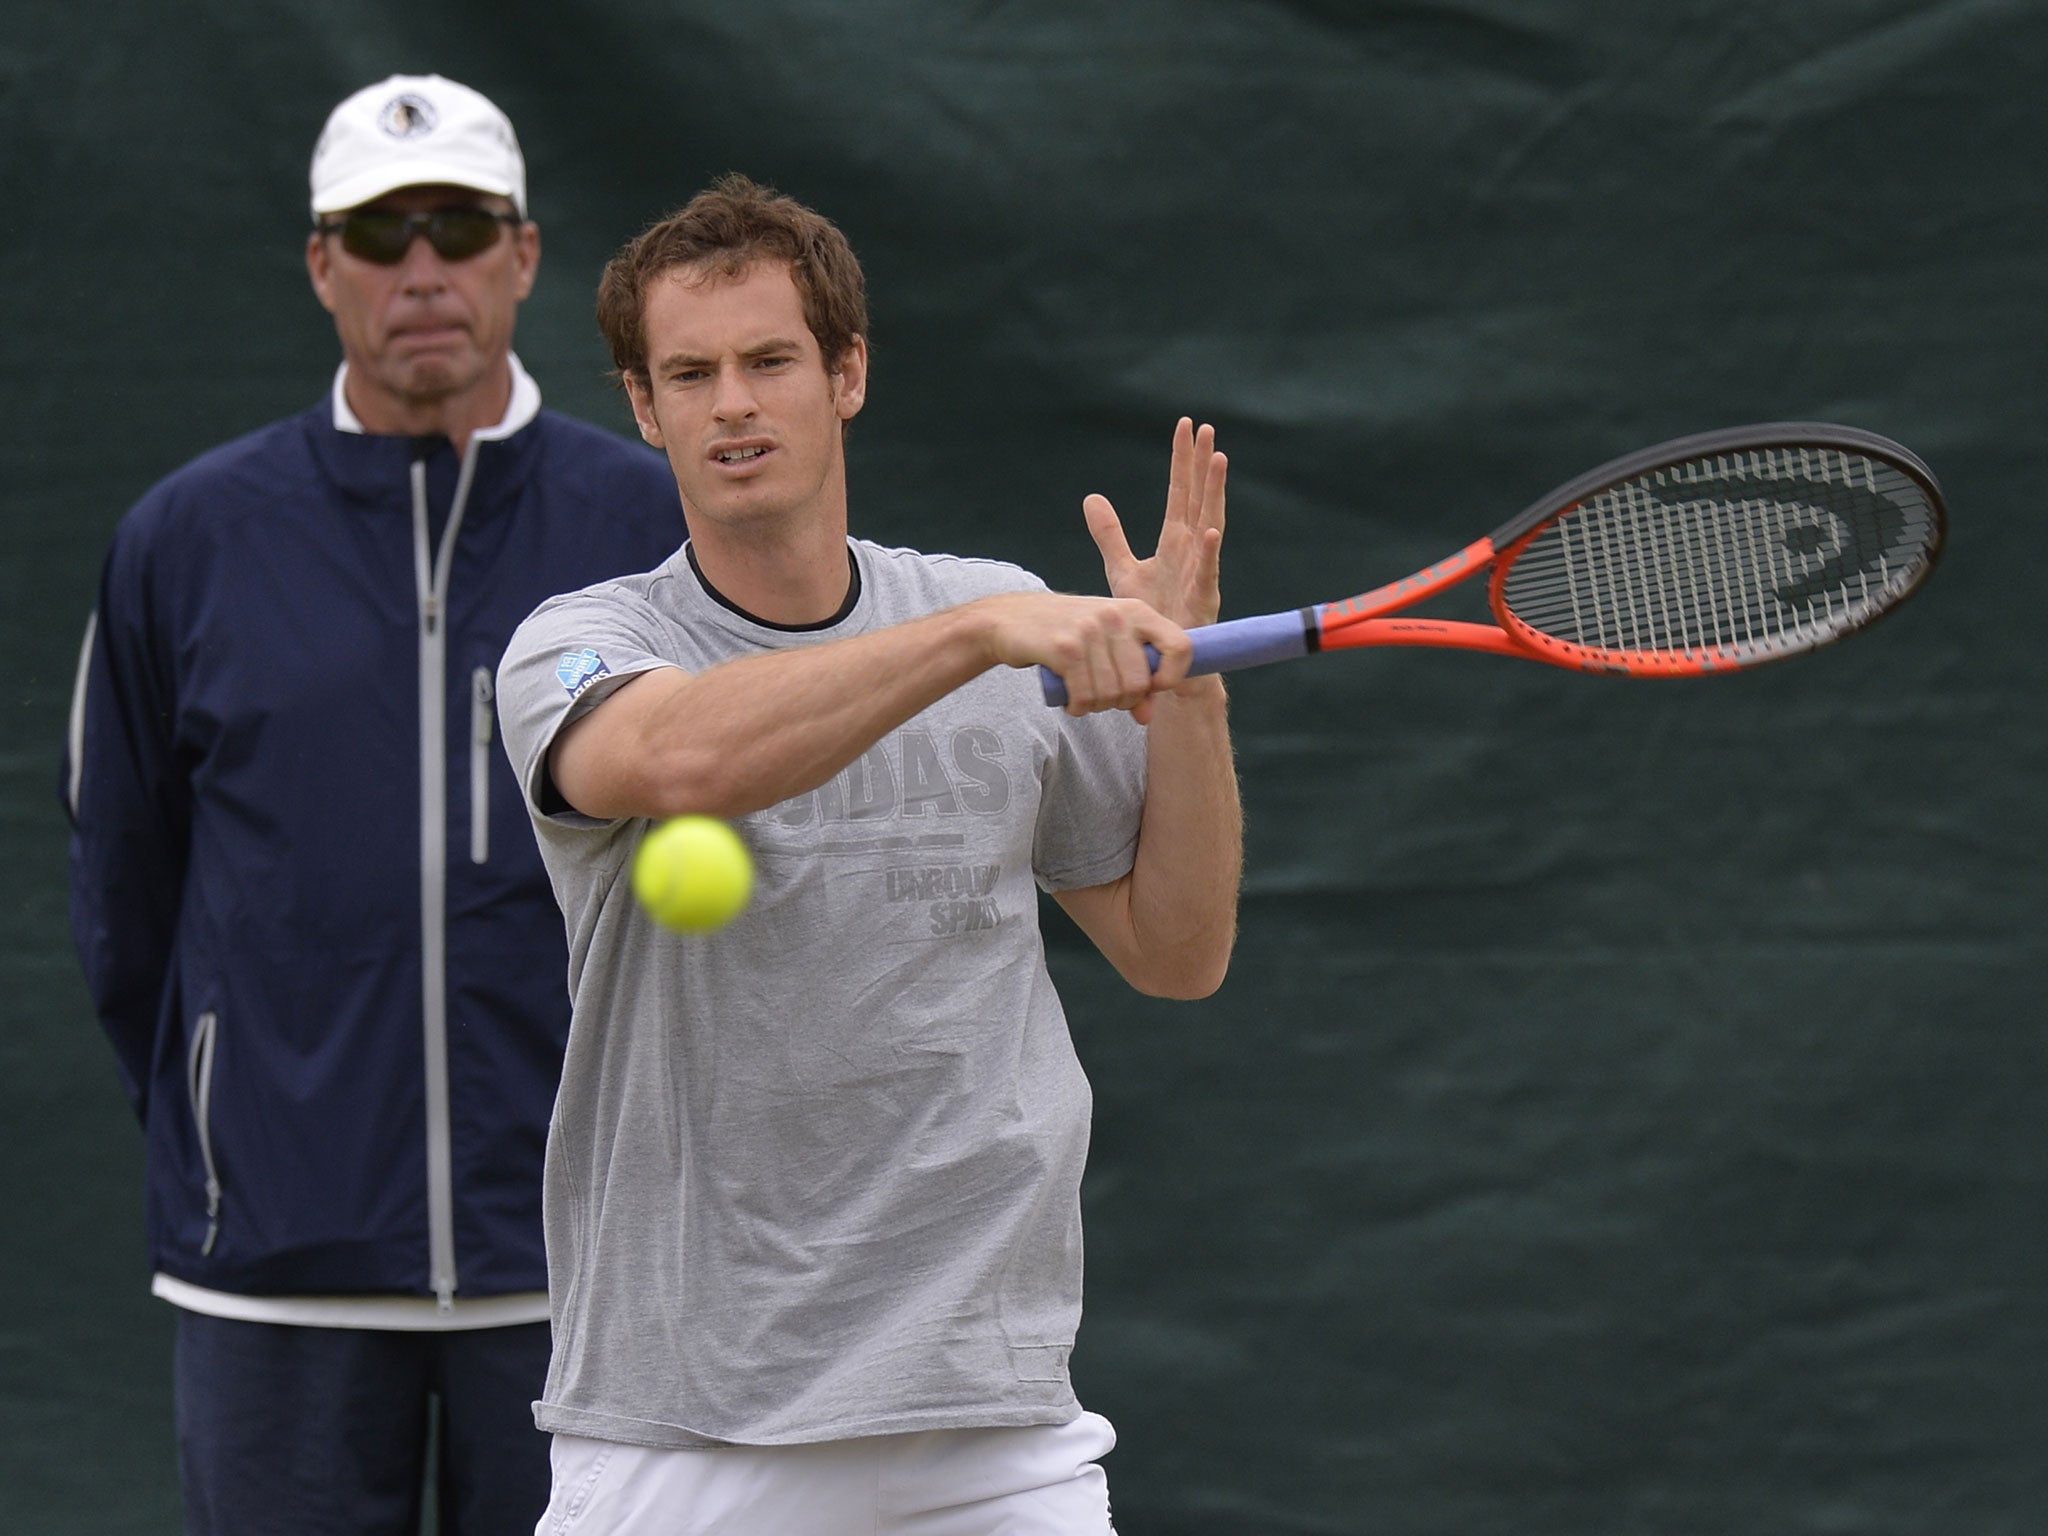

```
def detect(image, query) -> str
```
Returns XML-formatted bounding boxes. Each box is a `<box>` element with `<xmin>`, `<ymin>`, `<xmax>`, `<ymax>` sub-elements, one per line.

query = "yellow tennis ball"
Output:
<box><xmin>630</xmin><ymin>815</ymin><xmax>754</xmax><ymax>933</ymax></box>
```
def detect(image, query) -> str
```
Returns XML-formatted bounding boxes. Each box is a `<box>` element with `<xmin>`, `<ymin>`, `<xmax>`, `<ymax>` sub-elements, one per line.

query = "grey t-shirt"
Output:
<box><xmin>496</xmin><ymin>539</ymin><xmax>1147</xmax><ymax>1448</ymax></box>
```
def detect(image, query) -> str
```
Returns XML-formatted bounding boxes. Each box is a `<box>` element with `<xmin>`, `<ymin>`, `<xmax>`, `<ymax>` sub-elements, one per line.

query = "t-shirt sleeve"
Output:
<box><xmin>496</xmin><ymin>585</ymin><xmax>681</xmax><ymax>828</ymax></box>
<box><xmin>1031</xmin><ymin>706</ymin><xmax>1148</xmax><ymax>893</ymax></box>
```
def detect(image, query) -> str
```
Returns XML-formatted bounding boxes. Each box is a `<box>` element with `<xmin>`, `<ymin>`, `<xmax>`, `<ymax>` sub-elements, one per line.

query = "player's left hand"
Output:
<box><xmin>1085</xmin><ymin>417</ymin><xmax>1227</xmax><ymax>636</ymax></box>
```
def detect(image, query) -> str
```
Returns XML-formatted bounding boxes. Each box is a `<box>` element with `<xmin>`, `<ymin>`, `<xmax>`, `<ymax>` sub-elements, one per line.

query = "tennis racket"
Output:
<box><xmin>1039</xmin><ymin>421</ymin><xmax>1943</xmax><ymax>704</ymax></box>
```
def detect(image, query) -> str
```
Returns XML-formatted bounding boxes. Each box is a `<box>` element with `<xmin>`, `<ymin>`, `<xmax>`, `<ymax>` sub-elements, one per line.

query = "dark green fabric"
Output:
<box><xmin>4</xmin><ymin>4</ymin><xmax>2040</xmax><ymax>1531</ymax></box>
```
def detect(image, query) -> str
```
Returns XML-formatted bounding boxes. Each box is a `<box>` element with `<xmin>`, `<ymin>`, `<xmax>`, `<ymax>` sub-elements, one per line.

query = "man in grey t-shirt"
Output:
<box><xmin>497</xmin><ymin>175</ymin><xmax>1241</xmax><ymax>1534</ymax></box>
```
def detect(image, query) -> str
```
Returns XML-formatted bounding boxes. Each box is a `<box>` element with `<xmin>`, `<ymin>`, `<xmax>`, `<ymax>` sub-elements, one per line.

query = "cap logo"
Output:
<box><xmin>377</xmin><ymin>93</ymin><xmax>439</xmax><ymax>140</ymax></box>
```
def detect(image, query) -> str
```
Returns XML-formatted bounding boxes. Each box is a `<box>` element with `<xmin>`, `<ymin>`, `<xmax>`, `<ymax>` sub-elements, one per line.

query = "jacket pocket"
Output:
<box><xmin>470</xmin><ymin>666</ymin><xmax>494</xmax><ymax>865</ymax></box>
<box><xmin>185</xmin><ymin>1011</ymin><xmax>222</xmax><ymax>1257</ymax></box>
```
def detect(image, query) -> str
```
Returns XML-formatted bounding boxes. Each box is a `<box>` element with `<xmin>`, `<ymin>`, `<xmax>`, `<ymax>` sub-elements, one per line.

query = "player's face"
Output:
<box><xmin>305</xmin><ymin>184</ymin><xmax>538</xmax><ymax>428</ymax></box>
<box><xmin>625</xmin><ymin>259</ymin><xmax>867</xmax><ymax>536</ymax></box>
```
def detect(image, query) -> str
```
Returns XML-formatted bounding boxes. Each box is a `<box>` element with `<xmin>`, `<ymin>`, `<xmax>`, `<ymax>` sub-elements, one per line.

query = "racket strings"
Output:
<box><xmin>1498</xmin><ymin>448</ymin><xmax>1939</xmax><ymax>661</ymax></box>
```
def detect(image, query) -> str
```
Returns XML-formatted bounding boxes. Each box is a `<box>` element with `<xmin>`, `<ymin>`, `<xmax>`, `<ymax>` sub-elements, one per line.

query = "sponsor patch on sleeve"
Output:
<box><xmin>556</xmin><ymin>648</ymin><xmax>611</xmax><ymax>698</ymax></box>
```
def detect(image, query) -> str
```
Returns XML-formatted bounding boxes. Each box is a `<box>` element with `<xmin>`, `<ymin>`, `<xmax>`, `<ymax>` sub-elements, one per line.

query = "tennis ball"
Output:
<box><xmin>630</xmin><ymin>815</ymin><xmax>754</xmax><ymax>933</ymax></box>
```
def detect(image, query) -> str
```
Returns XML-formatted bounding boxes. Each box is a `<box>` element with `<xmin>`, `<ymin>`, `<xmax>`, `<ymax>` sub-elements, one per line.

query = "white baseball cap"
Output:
<box><xmin>309</xmin><ymin>74</ymin><xmax>527</xmax><ymax>217</ymax></box>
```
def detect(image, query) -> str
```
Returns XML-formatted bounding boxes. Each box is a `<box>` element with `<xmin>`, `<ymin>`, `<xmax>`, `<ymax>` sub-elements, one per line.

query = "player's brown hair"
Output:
<box><xmin>596</xmin><ymin>173</ymin><xmax>868</xmax><ymax>384</ymax></box>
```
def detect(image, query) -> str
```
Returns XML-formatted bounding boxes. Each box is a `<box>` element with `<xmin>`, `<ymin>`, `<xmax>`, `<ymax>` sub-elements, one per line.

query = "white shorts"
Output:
<box><xmin>536</xmin><ymin>1411</ymin><xmax>1118</xmax><ymax>1535</ymax></box>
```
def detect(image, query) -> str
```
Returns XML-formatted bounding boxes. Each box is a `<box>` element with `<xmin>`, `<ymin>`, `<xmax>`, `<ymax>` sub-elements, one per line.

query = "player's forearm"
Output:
<box><xmin>1087</xmin><ymin>677</ymin><xmax>1242</xmax><ymax>998</ymax></box>
<box><xmin>581</xmin><ymin>601</ymin><xmax>1009</xmax><ymax>821</ymax></box>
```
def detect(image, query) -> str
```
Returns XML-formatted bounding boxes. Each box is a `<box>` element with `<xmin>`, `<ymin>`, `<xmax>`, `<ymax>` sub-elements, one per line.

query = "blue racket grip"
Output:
<box><xmin>1037</xmin><ymin>610</ymin><xmax>1314</xmax><ymax>706</ymax></box>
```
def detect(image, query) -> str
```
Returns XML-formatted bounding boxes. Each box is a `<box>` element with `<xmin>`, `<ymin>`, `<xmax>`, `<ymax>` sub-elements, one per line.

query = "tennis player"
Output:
<box><xmin>495</xmin><ymin>175</ymin><xmax>1241</xmax><ymax>1533</ymax></box>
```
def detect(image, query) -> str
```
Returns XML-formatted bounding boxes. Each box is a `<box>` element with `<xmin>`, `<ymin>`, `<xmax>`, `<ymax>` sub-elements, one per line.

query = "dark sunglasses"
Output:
<box><xmin>316</xmin><ymin>207</ymin><xmax>523</xmax><ymax>265</ymax></box>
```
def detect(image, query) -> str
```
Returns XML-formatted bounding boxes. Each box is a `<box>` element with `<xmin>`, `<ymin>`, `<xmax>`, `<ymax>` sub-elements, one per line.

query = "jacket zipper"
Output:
<box><xmin>471</xmin><ymin>667</ymin><xmax>494</xmax><ymax>865</ymax></box>
<box><xmin>186</xmin><ymin>1011</ymin><xmax>222</xmax><ymax>1257</ymax></box>
<box><xmin>412</xmin><ymin>442</ymin><xmax>482</xmax><ymax>1311</ymax></box>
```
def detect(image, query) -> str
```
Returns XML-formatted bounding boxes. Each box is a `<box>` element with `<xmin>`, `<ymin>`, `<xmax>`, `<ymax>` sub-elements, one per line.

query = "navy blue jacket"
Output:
<box><xmin>64</xmin><ymin>398</ymin><xmax>682</xmax><ymax>1300</ymax></box>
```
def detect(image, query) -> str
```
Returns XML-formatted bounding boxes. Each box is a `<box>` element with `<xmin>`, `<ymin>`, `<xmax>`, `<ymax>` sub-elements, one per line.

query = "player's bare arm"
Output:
<box><xmin>549</xmin><ymin>588</ymin><xmax>1196</xmax><ymax>822</ymax></box>
<box><xmin>1054</xmin><ymin>417</ymin><xmax>1243</xmax><ymax>1000</ymax></box>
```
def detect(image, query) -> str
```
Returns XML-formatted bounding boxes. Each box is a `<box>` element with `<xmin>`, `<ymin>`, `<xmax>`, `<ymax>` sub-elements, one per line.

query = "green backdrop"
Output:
<box><xmin>4</xmin><ymin>3</ymin><xmax>2041</xmax><ymax>1531</ymax></box>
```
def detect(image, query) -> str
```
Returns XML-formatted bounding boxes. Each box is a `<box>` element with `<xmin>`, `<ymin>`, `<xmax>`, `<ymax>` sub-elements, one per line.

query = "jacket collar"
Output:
<box><xmin>327</xmin><ymin>352</ymin><xmax>543</xmax><ymax>440</ymax></box>
<box><xmin>306</xmin><ymin>353</ymin><xmax>544</xmax><ymax>505</ymax></box>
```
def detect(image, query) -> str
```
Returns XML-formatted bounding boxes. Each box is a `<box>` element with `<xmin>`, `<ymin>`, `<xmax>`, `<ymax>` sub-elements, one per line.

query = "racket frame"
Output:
<box><xmin>1039</xmin><ymin>421</ymin><xmax>1944</xmax><ymax>702</ymax></box>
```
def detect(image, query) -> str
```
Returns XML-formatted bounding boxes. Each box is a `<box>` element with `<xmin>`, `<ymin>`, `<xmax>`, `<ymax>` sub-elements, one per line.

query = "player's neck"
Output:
<box><xmin>686</xmin><ymin>516</ymin><xmax>855</xmax><ymax>628</ymax></box>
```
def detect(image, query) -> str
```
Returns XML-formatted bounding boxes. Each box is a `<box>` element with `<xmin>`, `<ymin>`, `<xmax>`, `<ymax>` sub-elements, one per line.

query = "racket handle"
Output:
<box><xmin>1037</xmin><ymin>610</ymin><xmax>1313</xmax><ymax>706</ymax></box>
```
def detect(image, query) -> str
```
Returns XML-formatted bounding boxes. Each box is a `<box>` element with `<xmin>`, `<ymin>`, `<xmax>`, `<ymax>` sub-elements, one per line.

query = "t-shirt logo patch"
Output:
<box><xmin>556</xmin><ymin>648</ymin><xmax>610</xmax><ymax>697</ymax></box>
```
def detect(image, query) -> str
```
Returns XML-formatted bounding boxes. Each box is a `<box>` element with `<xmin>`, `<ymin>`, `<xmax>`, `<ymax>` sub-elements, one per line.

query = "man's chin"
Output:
<box><xmin>392</xmin><ymin>358</ymin><xmax>482</xmax><ymax>404</ymax></box>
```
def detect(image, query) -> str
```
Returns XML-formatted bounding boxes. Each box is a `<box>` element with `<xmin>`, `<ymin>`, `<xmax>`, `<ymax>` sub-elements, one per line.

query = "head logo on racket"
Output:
<box><xmin>1639</xmin><ymin>461</ymin><xmax>1918</xmax><ymax>615</ymax></box>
